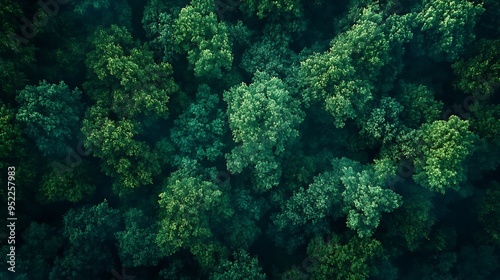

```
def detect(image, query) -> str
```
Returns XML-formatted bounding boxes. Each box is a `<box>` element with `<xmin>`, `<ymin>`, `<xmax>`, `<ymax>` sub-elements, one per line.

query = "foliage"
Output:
<box><xmin>38</xmin><ymin>162</ymin><xmax>95</xmax><ymax>203</ymax></box>
<box><xmin>224</xmin><ymin>71</ymin><xmax>304</xmax><ymax>191</ymax></box>
<box><xmin>156</xmin><ymin>162</ymin><xmax>234</xmax><ymax>267</ymax></box>
<box><xmin>453</xmin><ymin>39</ymin><xmax>500</xmax><ymax>97</ymax></box>
<box><xmin>299</xmin><ymin>5</ymin><xmax>412</xmax><ymax>127</ymax></box>
<box><xmin>85</xmin><ymin>25</ymin><xmax>178</xmax><ymax>123</ymax></box>
<box><xmin>173</xmin><ymin>0</ymin><xmax>233</xmax><ymax>79</ymax></box>
<box><xmin>171</xmin><ymin>84</ymin><xmax>228</xmax><ymax>164</ymax></box>
<box><xmin>413</xmin><ymin>116</ymin><xmax>477</xmax><ymax>193</ymax></box>
<box><xmin>16</xmin><ymin>81</ymin><xmax>82</xmax><ymax>158</ymax></box>
<box><xmin>50</xmin><ymin>201</ymin><xmax>121</xmax><ymax>280</ymax></box>
<box><xmin>81</xmin><ymin>105</ymin><xmax>161</xmax><ymax>194</ymax></box>
<box><xmin>240</xmin><ymin>0</ymin><xmax>303</xmax><ymax>19</ymax></box>
<box><xmin>210</xmin><ymin>250</ymin><xmax>266</xmax><ymax>280</ymax></box>
<box><xmin>115</xmin><ymin>208</ymin><xmax>163</xmax><ymax>267</ymax></box>
<box><xmin>307</xmin><ymin>234</ymin><xmax>384</xmax><ymax>280</ymax></box>
<box><xmin>414</xmin><ymin>0</ymin><xmax>484</xmax><ymax>62</ymax></box>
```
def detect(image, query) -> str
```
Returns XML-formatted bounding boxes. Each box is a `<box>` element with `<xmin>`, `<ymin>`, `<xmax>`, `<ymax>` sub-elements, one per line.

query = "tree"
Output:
<box><xmin>360</xmin><ymin>97</ymin><xmax>405</xmax><ymax>145</ymax></box>
<box><xmin>50</xmin><ymin>201</ymin><xmax>121</xmax><ymax>280</ymax></box>
<box><xmin>0</xmin><ymin>103</ymin><xmax>24</xmax><ymax>170</ymax></box>
<box><xmin>171</xmin><ymin>84</ymin><xmax>228</xmax><ymax>165</ymax></box>
<box><xmin>38</xmin><ymin>162</ymin><xmax>95</xmax><ymax>203</ymax></box>
<box><xmin>85</xmin><ymin>25</ymin><xmax>178</xmax><ymax>124</ymax></box>
<box><xmin>307</xmin><ymin>233</ymin><xmax>384</xmax><ymax>280</ymax></box>
<box><xmin>241</xmin><ymin>24</ymin><xmax>299</xmax><ymax>81</ymax></box>
<box><xmin>0</xmin><ymin>0</ymin><xmax>35</xmax><ymax>100</ymax></box>
<box><xmin>173</xmin><ymin>0</ymin><xmax>233</xmax><ymax>79</ymax></box>
<box><xmin>210</xmin><ymin>250</ymin><xmax>266</xmax><ymax>280</ymax></box>
<box><xmin>81</xmin><ymin>105</ymin><xmax>161</xmax><ymax>195</ymax></box>
<box><xmin>452</xmin><ymin>39</ymin><xmax>500</xmax><ymax>98</ymax></box>
<box><xmin>478</xmin><ymin>181</ymin><xmax>500</xmax><ymax>246</ymax></box>
<box><xmin>338</xmin><ymin>160</ymin><xmax>402</xmax><ymax>238</ymax></box>
<box><xmin>240</xmin><ymin>0</ymin><xmax>303</xmax><ymax>19</ymax></box>
<box><xmin>115</xmin><ymin>208</ymin><xmax>163</xmax><ymax>267</ymax></box>
<box><xmin>0</xmin><ymin>222</ymin><xmax>62</xmax><ymax>280</ymax></box>
<box><xmin>156</xmin><ymin>161</ymin><xmax>234</xmax><ymax>267</ymax></box>
<box><xmin>70</xmin><ymin>0</ymin><xmax>131</xmax><ymax>30</ymax></box>
<box><xmin>299</xmin><ymin>5</ymin><xmax>412</xmax><ymax>127</ymax></box>
<box><xmin>395</xmin><ymin>82</ymin><xmax>443</xmax><ymax>129</ymax></box>
<box><xmin>224</xmin><ymin>71</ymin><xmax>304</xmax><ymax>191</ymax></box>
<box><xmin>383</xmin><ymin>181</ymin><xmax>436</xmax><ymax>252</ymax></box>
<box><xmin>414</xmin><ymin>0</ymin><xmax>484</xmax><ymax>62</ymax></box>
<box><xmin>16</xmin><ymin>81</ymin><xmax>82</xmax><ymax>158</ymax></box>
<box><xmin>413</xmin><ymin>115</ymin><xmax>477</xmax><ymax>193</ymax></box>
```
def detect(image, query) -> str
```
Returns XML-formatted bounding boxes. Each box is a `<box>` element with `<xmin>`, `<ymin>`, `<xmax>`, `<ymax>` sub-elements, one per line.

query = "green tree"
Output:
<box><xmin>115</xmin><ymin>208</ymin><xmax>162</xmax><ymax>267</ymax></box>
<box><xmin>453</xmin><ymin>39</ymin><xmax>500</xmax><ymax>98</ymax></box>
<box><xmin>16</xmin><ymin>81</ymin><xmax>82</xmax><ymax>158</ymax></box>
<box><xmin>81</xmin><ymin>105</ymin><xmax>161</xmax><ymax>195</ymax></box>
<box><xmin>338</xmin><ymin>160</ymin><xmax>402</xmax><ymax>238</ymax></box>
<box><xmin>360</xmin><ymin>97</ymin><xmax>405</xmax><ymax>145</ymax></box>
<box><xmin>50</xmin><ymin>201</ymin><xmax>121</xmax><ymax>280</ymax></box>
<box><xmin>171</xmin><ymin>84</ymin><xmax>228</xmax><ymax>165</ymax></box>
<box><xmin>478</xmin><ymin>181</ymin><xmax>500</xmax><ymax>245</ymax></box>
<box><xmin>210</xmin><ymin>250</ymin><xmax>266</xmax><ymax>280</ymax></box>
<box><xmin>414</xmin><ymin>0</ymin><xmax>484</xmax><ymax>62</ymax></box>
<box><xmin>0</xmin><ymin>0</ymin><xmax>35</xmax><ymax>99</ymax></box>
<box><xmin>307</xmin><ymin>233</ymin><xmax>384</xmax><ymax>280</ymax></box>
<box><xmin>85</xmin><ymin>25</ymin><xmax>178</xmax><ymax>124</ymax></box>
<box><xmin>0</xmin><ymin>222</ymin><xmax>62</xmax><ymax>280</ymax></box>
<box><xmin>156</xmin><ymin>162</ymin><xmax>234</xmax><ymax>267</ymax></box>
<box><xmin>38</xmin><ymin>162</ymin><xmax>95</xmax><ymax>203</ymax></box>
<box><xmin>173</xmin><ymin>0</ymin><xmax>233</xmax><ymax>79</ymax></box>
<box><xmin>224</xmin><ymin>71</ymin><xmax>304</xmax><ymax>191</ymax></box>
<box><xmin>299</xmin><ymin>5</ymin><xmax>412</xmax><ymax>127</ymax></box>
<box><xmin>413</xmin><ymin>115</ymin><xmax>477</xmax><ymax>193</ymax></box>
<box><xmin>395</xmin><ymin>82</ymin><xmax>443</xmax><ymax>128</ymax></box>
<box><xmin>0</xmin><ymin>103</ymin><xmax>24</xmax><ymax>170</ymax></box>
<box><xmin>240</xmin><ymin>0</ymin><xmax>303</xmax><ymax>19</ymax></box>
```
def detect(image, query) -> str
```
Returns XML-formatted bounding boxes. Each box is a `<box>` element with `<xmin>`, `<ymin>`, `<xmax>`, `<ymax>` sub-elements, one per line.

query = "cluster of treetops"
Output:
<box><xmin>0</xmin><ymin>0</ymin><xmax>499</xmax><ymax>279</ymax></box>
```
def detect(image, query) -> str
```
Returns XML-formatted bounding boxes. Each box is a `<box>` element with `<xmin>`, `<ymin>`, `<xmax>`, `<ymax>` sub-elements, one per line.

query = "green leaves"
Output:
<box><xmin>173</xmin><ymin>0</ymin><xmax>233</xmax><ymax>79</ymax></box>
<box><xmin>171</xmin><ymin>84</ymin><xmax>228</xmax><ymax>164</ymax></box>
<box><xmin>299</xmin><ymin>5</ymin><xmax>411</xmax><ymax>127</ymax></box>
<box><xmin>16</xmin><ymin>81</ymin><xmax>82</xmax><ymax>158</ymax></box>
<box><xmin>115</xmin><ymin>208</ymin><xmax>162</xmax><ymax>267</ymax></box>
<box><xmin>413</xmin><ymin>116</ymin><xmax>477</xmax><ymax>193</ymax></box>
<box><xmin>156</xmin><ymin>163</ymin><xmax>234</xmax><ymax>264</ymax></box>
<box><xmin>307</xmin><ymin>234</ymin><xmax>384</xmax><ymax>280</ymax></box>
<box><xmin>338</xmin><ymin>160</ymin><xmax>402</xmax><ymax>238</ymax></box>
<box><xmin>415</xmin><ymin>0</ymin><xmax>484</xmax><ymax>61</ymax></box>
<box><xmin>85</xmin><ymin>25</ymin><xmax>177</xmax><ymax>123</ymax></box>
<box><xmin>224</xmin><ymin>71</ymin><xmax>304</xmax><ymax>191</ymax></box>
<box><xmin>210</xmin><ymin>250</ymin><xmax>266</xmax><ymax>280</ymax></box>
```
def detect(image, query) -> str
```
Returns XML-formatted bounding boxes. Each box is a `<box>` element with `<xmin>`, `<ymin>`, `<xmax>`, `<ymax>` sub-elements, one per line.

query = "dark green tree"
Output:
<box><xmin>414</xmin><ymin>0</ymin><xmax>484</xmax><ymax>62</ymax></box>
<box><xmin>50</xmin><ymin>201</ymin><xmax>121</xmax><ymax>280</ymax></box>
<box><xmin>115</xmin><ymin>208</ymin><xmax>163</xmax><ymax>267</ymax></box>
<box><xmin>210</xmin><ymin>250</ymin><xmax>266</xmax><ymax>280</ymax></box>
<box><xmin>224</xmin><ymin>71</ymin><xmax>304</xmax><ymax>191</ymax></box>
<box><xmin>16</xmin><ymin>81</ymin><xmax>82</xmax><ymax>158</ymax></box>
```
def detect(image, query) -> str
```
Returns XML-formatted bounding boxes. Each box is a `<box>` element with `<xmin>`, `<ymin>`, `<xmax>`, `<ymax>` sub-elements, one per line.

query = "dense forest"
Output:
<box><xmin>0</xmin><ymin>0</ymin><xmax>499</xmax><ymax>279</ymax></box>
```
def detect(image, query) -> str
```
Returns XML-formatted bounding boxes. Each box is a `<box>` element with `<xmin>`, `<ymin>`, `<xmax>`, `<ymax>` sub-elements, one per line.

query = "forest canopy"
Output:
<box><xmin>0</xmin><ymin>0</ymin><xmax>499</xmax><ymax>279</ymax></box>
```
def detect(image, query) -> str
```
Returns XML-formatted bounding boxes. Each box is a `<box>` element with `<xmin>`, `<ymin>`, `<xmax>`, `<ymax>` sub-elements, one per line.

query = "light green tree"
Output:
<box><xmin>156</xmin><ymin>162</ymin><xmax>234</xmax><ymax>267</ymax></box>
<box><xmin>413</xmin><ymin>115</ymin><xmax>477</xmax><ymax>193</ymax></box>
<box><xmin>173</xmin><ymin>0</ymin><xmax>233</xmax><ymax>79</ymax></box>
